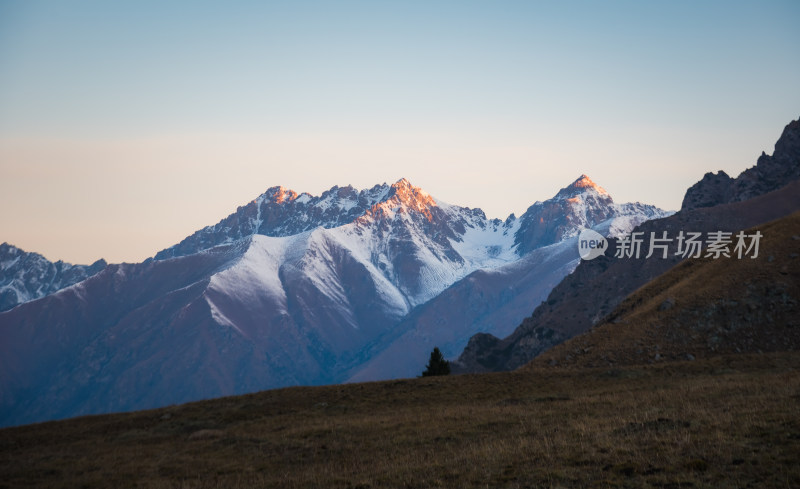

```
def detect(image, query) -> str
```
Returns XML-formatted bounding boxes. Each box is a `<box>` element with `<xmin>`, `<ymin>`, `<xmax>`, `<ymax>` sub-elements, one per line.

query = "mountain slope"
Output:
<box><xmin>346</xmin><ymin>238</ymin><xmax>580</xmax><ymax>382</ymax></box>
<box><xmin>346</xmin><ymin>208</ymin><xmax>665</xmax><ymax>382</ymax></box>
<box><xmin>455</xmin><ymin>117</ymin><xmax>800</xmax><ymax>373</ymax></box>
<box><xmin>0</xmin><ymin>244</ymin><xmax>244</xmax><ymax>426</ymax></box>
<box><xmin>0</xmin><ymin>243</ymin><xmax>106</xmax><ymax>312</ymax></box>
<box><xmin>344</xmin><ymin>177</ymin><xmax>668</xmax><ymax>381</ymax></box>
<box><xmin>528</xmin><ymin>211</ymin><xmax>800</xmax><ymax>369</ymax></box>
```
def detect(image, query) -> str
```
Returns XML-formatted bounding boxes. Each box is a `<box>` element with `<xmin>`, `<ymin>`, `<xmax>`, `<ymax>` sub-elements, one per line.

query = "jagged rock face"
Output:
<box><xmin>733</xmin><ymin>119</ymin><xmax>800</xmax><ymax>201</ymax></box>
<box><xmin>514</xmin><ymin>175</ymin><xmax>615</xmax><ymax>254</ymax></box>
<box><xmin>514</xmin><ymin>175</ymin><xmax>667</xmax><ymax>254</ymax></box>
<box><xmin>681</xmin><ymin>171</ymin><xmax>735</xmax><ymax>211</ymax></box>
<box><xmin>0</xmin><ymin>243</ymin><xmax>107</xmax><ymax>312</ymax></box>
<box><xmin>155</xmin><ymin>183</ymin><xmax>396</xmax><ymax>260</ymax></box>
<box><xmin>681</xmin><ymin>118</ymin><xmax>800</xmax><ymax>211</ymax></box>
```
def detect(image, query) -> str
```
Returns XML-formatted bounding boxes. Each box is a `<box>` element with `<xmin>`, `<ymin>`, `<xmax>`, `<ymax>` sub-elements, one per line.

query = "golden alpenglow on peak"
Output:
<box><xmin>571</xmin><ymin>174</ymin><xmax>609</xmax><ymax>196</ymax></box>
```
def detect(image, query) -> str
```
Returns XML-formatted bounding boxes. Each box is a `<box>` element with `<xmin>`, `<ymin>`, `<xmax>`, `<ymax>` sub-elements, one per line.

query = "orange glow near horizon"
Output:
<box><xmin>1</xmin><ymin>1</ymin><xmax>798</xmax><ymax>264</ymax></box>
<box><xmin>0</xmin><ymin>124</ymin><xmax>788</xmax><ymax>264</ymax></box>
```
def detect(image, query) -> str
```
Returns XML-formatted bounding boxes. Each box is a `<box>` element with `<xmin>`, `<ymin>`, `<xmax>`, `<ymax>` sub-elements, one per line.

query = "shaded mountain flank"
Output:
<box><xmin>0</xmin><ymin>243</ymin><xmax>106</xmax><ymax>312</ymax></box>
<box><xmin>528</xmin><ymin>211</ymin><xmax>800</xmax><ymax>369</ymax></box>
<box><xmin>454</xmin><ymin>116</ymin><xmax>800</xmax><ymax>373</ymax></box>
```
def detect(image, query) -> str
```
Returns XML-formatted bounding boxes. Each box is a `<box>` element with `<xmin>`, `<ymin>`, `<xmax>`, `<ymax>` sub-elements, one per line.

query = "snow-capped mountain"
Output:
<box><xmin>514</xmin><ymin>175</ymin><xmax>666</xmax><ymax>253</ymax></box>
<box><xmin>0</xmin><ymin>243</ymin><xmax>106</xmax><ymax>312</ymax></box>
<box><xmin>154</xmin><ymin>183</ymin><xmax>399</xmax><ymax>260</ymax></box>
<box><xmin>162</xmin><ymin>176</ymin><xmax>667</xmax><ymax>310</ymax></box>
<box><xmin>0</xmin><ymin>176</ymin><xmax>669</xmax><ymax>427</ymax></box>
<box><xmin>343</xmin><ymin>177</ymin><xmax>671</xmax><ymax>382</ymax></box>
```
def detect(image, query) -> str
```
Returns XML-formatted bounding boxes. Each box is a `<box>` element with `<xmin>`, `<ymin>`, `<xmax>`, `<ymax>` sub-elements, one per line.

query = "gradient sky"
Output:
<box><xmin>1</xmin><ymin>0</ymin><xmax>799</xmax><ymax>264</ymax></box>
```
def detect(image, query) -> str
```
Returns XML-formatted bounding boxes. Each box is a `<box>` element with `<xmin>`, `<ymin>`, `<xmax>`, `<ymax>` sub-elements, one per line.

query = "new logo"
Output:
<box><xmin>578</xmin><ymin>229</ymin><xmax>608</xmax><ymax>260</ymax></box>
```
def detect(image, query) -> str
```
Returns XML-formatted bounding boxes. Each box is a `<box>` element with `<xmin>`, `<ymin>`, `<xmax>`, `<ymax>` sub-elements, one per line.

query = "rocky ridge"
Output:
<box><xmin>681</xmin><ymin>118</ymin><xmax>800</xmax><ymax>211</ymax></box>
<box><xmin>0</xmin><ymin>243</ymin><xmax>106</xmax><ymax>312</ymax></box>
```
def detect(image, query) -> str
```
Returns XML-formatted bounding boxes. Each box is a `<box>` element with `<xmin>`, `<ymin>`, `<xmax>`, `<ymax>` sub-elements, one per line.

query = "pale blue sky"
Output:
<box><xmin>1</xmin><ymin>0</ymin><xmax>799</xmax><ymax>263</ymax></box>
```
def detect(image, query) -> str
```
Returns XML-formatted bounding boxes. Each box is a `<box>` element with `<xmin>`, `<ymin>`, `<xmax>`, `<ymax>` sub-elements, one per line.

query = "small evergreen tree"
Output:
<box><xmin>421</xmin><ymin>347</ymin><xmax>451</xmax><ymax>376</ymax></box>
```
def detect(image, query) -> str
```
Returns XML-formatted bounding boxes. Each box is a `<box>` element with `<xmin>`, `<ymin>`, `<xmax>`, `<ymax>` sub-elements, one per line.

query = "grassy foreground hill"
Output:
<box><xmin>2</xmin><ymin>351</ymin><xmax>799</xmax><ymax>488</ymax></box>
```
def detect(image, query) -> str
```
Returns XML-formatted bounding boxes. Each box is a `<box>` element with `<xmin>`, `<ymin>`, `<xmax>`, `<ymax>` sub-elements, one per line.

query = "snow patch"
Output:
<box><xmin>1</xmin><ymin>256</ymin><xmax>20</xmax><ymax>271</ymax></box>
<box><xmin>206</xmin><ymin>298</ymin><xmax>246</xmax><ymax>336</ymax></box>
<box><xmin>322</xmin><ymin>226</ymin><xmax>411</xmax><ymax>315</ymax></box>
<box><xmin>450</xmin><ymin>217</ymin><xmax>521</xmax><ymax>269</ymax></box>
<box><xmin>206</xmin><ymin>234</ymin><xmax>300</xmax><ymax>318</ymax></box>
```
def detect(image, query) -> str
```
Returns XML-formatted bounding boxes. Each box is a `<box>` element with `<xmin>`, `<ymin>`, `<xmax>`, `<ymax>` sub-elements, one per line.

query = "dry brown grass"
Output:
<box><xmin>2</xmin><ymin>352</ymin><xmax>799</xmax><ymax>488</ymax></box>
<box><xmin>531</xmin><ymin>211</ymin><xmax>800</xmax><ymax>370</ymax></box>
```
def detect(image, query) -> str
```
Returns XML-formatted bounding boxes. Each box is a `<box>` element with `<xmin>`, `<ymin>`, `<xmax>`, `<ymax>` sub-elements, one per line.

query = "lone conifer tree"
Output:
<box><xmin>421</xmin><ymin>347</ymin><xmax>451</xmax><ymax>376</ymax></box>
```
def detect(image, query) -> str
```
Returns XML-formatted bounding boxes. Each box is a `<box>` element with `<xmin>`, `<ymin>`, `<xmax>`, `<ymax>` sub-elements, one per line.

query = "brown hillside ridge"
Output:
<box><xmin>528</xmin><ymin>211</ymin><xmax>800</xmax><ymax>370</ymax></box>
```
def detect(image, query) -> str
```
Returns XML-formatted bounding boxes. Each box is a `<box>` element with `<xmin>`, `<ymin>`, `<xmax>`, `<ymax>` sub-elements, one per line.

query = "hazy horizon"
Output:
<box><xmin>2</xmin><ymin>1</ymin><xmax>799</xmax><ymax>264</ymax></box>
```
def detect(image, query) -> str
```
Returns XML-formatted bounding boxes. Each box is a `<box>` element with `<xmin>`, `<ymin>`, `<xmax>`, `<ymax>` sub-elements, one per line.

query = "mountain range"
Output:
<box><xmin>0</xmin><ymin>174</ymin><xmax>668</xmax><ymax>427</ymax></box>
